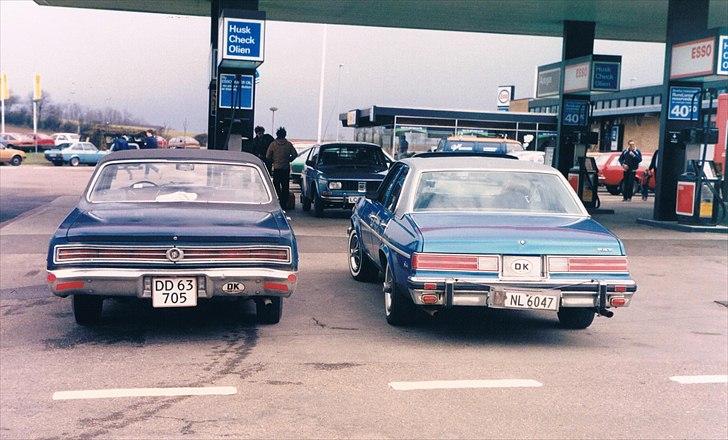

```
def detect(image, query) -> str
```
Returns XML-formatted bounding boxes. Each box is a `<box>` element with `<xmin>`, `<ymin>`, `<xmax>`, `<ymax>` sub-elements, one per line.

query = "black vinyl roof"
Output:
<box><xmin>98</xmin><ymin>149</ymin><xmax>265</xmax><ymax>168</ymax></box>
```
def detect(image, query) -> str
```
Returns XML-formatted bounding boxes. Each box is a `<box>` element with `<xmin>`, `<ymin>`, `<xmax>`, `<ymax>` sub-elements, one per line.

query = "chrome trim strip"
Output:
<box><xmin>408</xmin><ymin>275</ymin><xmax>636</xmax><ymax>287</ymax></box>
<box><xmin>359</xmin><ymin>219</ymin><xmax>411</xmax><ymax>258</ymax></box>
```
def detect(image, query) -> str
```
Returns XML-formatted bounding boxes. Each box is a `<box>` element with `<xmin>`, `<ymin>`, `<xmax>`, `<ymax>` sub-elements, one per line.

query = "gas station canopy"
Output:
<box><xmin>33</xmin><ymin>0</ymin><xmax>728</xmax><ymax>43</ymax></box>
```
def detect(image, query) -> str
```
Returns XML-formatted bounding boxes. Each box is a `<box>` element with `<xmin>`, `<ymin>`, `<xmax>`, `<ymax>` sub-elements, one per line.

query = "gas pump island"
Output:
<box><xmin>210</xmin><ymin>10</ymin><xmax>265</xmax><ymax>151</ymax></box>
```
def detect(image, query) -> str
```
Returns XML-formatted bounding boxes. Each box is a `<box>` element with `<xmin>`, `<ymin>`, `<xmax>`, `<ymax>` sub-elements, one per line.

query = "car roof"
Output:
<box><xmin>97</xmin><ymin>148</ymin><xmax>265</xmax><ymax>168</ymax></box>
<box><xmin>446</xmin><ymin>136</ymin><xmax>521</xmax><ymax>143</ymax></box>
<box><xmin>318</xmin><ymin>141</ymin><xmax>380</xmax><ymax>148</ymax></box>
<box><xmin>400</xmin><ymin>155</ymin><xmax>559</xmax><ymax>174</ymax></box>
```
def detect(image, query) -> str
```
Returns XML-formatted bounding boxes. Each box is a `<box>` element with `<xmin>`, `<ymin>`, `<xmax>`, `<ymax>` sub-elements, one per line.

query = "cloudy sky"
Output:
<box><xmin>0</xmin><ymin>0</ymin><xmax>666</xmax><ymax>138</ymax></box>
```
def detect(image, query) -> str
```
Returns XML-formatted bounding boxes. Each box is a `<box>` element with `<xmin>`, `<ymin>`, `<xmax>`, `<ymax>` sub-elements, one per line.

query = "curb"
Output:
<box><xmin>636</xmin><ymin>218</ymin><xmax>728</xmax><ymax>234</ymax></box>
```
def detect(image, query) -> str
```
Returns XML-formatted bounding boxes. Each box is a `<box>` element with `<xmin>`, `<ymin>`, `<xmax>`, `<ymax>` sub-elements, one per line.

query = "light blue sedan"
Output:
<box><xmin>44</xmin><ymin>142</ymin><xmax>140</xmax><ymax>166</ymax></box>
<box><xmin>348</xmin><ymin>154</ymin><xmax>636</xmax><ymax>329</ymax></box>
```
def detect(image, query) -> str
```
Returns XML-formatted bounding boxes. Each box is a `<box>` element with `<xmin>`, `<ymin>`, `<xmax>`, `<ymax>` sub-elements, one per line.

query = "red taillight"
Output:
<box><xmin>548</xmin><ymin>256</ymin><xmax>628</xmax><ymax>273</ymax></box>
<box><xmin>263</xmin><ymin>281</ymin><xmax>289</xmax><ymax>293</ymax></box>
<box><xmin>56</xmin><ymin>281</ymin><xmax>85</xmax><ymax>291</ymax></box>
<box><xmin>420</xmin><ymin>293</ymin><xmax>439</xmax><ymax>304</ymax></box>
<box><xmin>47</xmin><ymin>273</ymin><xmax>56</xmax><ymax>283</ymax></box>
<box><xmin>610</xmin><ymin>297</ymin><xmax>627</xmax><ymax>307</ymax></box>
<box><xmin>614</xmin><ymin>285</ymin><xmax>627</xmax><ymax>292</ymax></box>
<box><xmin>423</xmin><ymin>282</ymin><xmax>437</xmax><ymax>290</ymax></box>
<box><xmin>412</xmin><ymin>253</ymin><xmax>498</xmax><ymax>272</ymax></box>
<box><xmin>287</xmin><ymin>273</ymin><xmax>298</xmax><ymax>283</ymax></box>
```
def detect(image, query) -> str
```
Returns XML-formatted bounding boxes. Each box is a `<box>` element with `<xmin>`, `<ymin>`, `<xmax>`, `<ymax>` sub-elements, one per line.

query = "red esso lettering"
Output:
<box><xmin>691</xmin><ymin>44</ymin><xmax>713</xmax><ymax>59</ymax></box>
<box><xmin>576</xmin><ymin>67</ymin><xmax>587</xmax><ymax>78</ymax></box>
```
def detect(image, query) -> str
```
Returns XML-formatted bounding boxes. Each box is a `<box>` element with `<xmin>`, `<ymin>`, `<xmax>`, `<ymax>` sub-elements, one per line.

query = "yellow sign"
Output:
<box><xmin>33</xmin><ymin>73</ymin><xmax>42</xmax><ymax>101</ymax></box>
<box><xmin>0</xmin><ymin>73</ymin><xmax>8</xmax><ymax>100</ymax></box>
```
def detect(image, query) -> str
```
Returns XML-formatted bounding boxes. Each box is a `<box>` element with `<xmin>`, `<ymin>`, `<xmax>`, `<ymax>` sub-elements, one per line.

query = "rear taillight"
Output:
<box><xmin>548</xmin><ymin>256</ymin><xmax>628</xmax><ymax>273</ymax></box>
<box><xmin>412</xmin><ymin>253</ymin><xmax>498</xmax><ymax>272</ymax></box>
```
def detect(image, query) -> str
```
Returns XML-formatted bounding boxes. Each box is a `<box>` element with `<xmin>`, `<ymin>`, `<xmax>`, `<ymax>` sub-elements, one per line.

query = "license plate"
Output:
<box><xmin>490</xmin><ymin>288</ymin><xmax>559</xmax><ymax>311</ymax></box>
<box><xmin>348</xmin><ymin>196</ymin><xmax>361</xmax><ymax>204</ymax></box>
<box><xmin>358</xmin><ymin>182</ymin><xmax>366</xmax><ymax>192</ymax></box>
<box><xmin>152</xmin><ymin>277</ymin><xmax>197</xmax><ymax>308</ymax></box>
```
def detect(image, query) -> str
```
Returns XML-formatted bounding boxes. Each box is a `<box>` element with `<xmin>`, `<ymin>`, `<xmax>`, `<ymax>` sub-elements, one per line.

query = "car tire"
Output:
<box><xmin>69</xmin><ymin>157</ymin><xmax>80</xmax><ymax>167</ymax></box>
<box><xmin>557</xmin><ymin>307</ymin><xmax>595</xmax><ymax>329</ymax></box>
<box><xmin>301</xmin><ymin>193</ymin><xmax>311</xmax><ymax>211</ymax></box>
<box><xmin>348</xmin><ymin>229</ymin><xmax>378</xmax><ymax>282</ymax></box>
<box><xmin>256</xmin><ymin>297</ymin><xmax>282</xmax><ymax>324</ymax></box>
<box><xmin>73</xmin><ymin>295</ymin><xmax>103</xmax><ymax>326</ymax></box>
<box><xmin>10</xmin><ymin>155</ymin><xmax>22</xmax><ymax>166</ymax></box>
<box><xmin>313</xmin><ymin>191</ymin><xmax>325</xmax><ymax>217</ymax></box>
<box><xmin>383</xmin><ymin>262</ymin><xmax>416</xmax><ymax>326</ymax></box>
<box><xmin>606</xmin><ymin>185</ymin><xmax>621</xmax><ymax>195</ymax></box>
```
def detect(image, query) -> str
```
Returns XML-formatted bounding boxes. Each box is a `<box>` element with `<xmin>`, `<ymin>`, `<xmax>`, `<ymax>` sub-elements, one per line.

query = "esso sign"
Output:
<box><xmin>575</xmin><ymin>66</ymin><xmax>589</xmax><ymax>78</ymax></box>
<box><xmin>691</xmin><ymin>44</ymin><xmax>712</xmax><ymax>59</ymax></box>
<box><xmin>671</xmin><ymin>37</ymin><xmax>715</xmax><ymax>79</ymax></box>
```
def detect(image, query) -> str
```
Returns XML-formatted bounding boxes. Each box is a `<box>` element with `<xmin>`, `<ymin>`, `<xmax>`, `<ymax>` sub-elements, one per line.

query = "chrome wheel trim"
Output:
<box><xmin>349</xmin><ymin>231</ymin><xmax>361</xmax><ymax>275</ymax></box>
<box><xmin>383</xmin><ymin>266</ymin><xmax>393</xmax><ymax>316</ymax></box>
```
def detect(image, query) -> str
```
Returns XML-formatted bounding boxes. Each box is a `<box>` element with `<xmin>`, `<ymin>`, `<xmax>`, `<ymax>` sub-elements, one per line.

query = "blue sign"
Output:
<box><xmin>562</xmin><ymin>99</ymin><xmax>589</xmax><ymax>126</ymax></box>
<box><xmin>591</xmin><ymin>61</ymin><xmax>620</xmax><ymax>91</ymax></box>
<box><xmin>219</xmin><ymin>74</ymin><xmax>253</xmax><ymax>110</ymax></box>
<box><xmin>668</xmin><ymin>86</ymin><xmax>701</xmax><ymax>121</ymax></box>
<box><xmin>718</xmin><ymin>36</ymin><xmax>728</xmax><ymax>75</ymax></box>
<box><xmin>219</xmin><ymin>18</ymin><xmax>265</xmax><ymax>64</ymax></box>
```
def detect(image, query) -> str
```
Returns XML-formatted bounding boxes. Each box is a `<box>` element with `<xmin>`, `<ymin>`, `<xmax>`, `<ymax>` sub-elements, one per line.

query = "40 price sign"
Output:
<box><xmin>668</xmin><ymin>86</ymin><xmax>701</xmax><ymax>121</ymax></box>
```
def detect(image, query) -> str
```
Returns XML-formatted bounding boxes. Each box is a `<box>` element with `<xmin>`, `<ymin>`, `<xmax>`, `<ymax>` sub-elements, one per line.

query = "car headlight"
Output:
<box><xmin>328</xmin><ymin>181</ymin><xmax>342</xmax><ymax>190</ymax></box>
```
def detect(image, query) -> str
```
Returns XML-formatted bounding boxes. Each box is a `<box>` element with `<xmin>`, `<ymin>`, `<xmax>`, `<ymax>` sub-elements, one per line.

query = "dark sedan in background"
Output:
<box><xmin>300</xmin><ymin>142</ymin><xmax>391</xmax><ymax>217</ymax></box>
<box><xmin>46</xmin><ymin>149</ymin><xmax>298</xmax><ymax>325</ymax></box>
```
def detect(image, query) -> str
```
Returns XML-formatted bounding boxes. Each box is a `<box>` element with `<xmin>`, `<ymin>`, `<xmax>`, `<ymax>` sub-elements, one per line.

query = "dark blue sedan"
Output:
<box><xmin>46</xmin><ymin>149</ymin><xmax>298</xmax><ymax>325</ymax></box>
<box><xmin>348</xmin><ymin>156</ymin><xmax>636</xmax><ymax>328</ymax></box>
<box><xmin>300</xmin><ymin>142</ymin><xmax>391</xmax><ymax>216</ymax></box>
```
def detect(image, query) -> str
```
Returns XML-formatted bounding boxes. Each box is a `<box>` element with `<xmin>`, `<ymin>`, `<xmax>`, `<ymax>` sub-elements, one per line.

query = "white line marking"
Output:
<box><xmin>669</xmin><ymin>375</ymin><xmax>728</xmax><ymax>384</ymax></box>
<box><xmin>52</xmin><ymin>386</ymin><xmax>237</xmax><ymax>401</ymax></box>
<box><xmin>389</xmin><ymin>379</ymin><xmax>543</xmax><ymax>391</ymax></box>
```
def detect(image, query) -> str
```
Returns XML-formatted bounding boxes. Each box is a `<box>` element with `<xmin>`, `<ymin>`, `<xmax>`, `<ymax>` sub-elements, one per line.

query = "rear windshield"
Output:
<box><xmin>317</xmin><ymin>145</ymin><xmax>387</xmax><ymax>168</ymax></box>
<box><xmin>88</xmin><ymin>161</ymin><xmax>271</xmax><ymax>204</ymax></box>
<box><xmin>438</xmin><ymin>140</ymin><xmax>523</xmax><ymax>154</ymax></box>
<box><xmin>413</xmin><ymin>170</ymin><xmax>582</xmax><ymax>215</ymax></box>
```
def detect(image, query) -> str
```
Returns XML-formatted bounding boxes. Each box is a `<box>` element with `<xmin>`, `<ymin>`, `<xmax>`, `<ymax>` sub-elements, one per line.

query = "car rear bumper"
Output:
<box><xmin>48</xmin><ymin>267</ymin><xmax>297</xmax><ymax>299</ymax></box>
<box><xmin>406</xmin><ymin>276</ymin><xmax>636</xmax><ymax>309</ymax></box>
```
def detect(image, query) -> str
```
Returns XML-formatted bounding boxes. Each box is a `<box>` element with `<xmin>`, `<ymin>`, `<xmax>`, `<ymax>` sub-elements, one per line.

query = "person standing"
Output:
<box><xmin>266</xmin><ymin>127</ymin><xmax>298</xmax><ymax>209</ymax></box>
<box><xmin>252</xmin><ymin>126</ymin><xmax>275</xmax><ymax>172</ymax></box>
<box><xmin>142</xmin><ymin>130</ymin><xmax>158</xmax><ymax>149</ymax></box>
<box><xmin>641</xmin><ymin>149</ymin><xmax>658</xmax><ymax>200</ymax></box>
<box><xmin>618</xmin><ymin>139</ymin><xmax>642</xmax><ymax>201</ymax></box>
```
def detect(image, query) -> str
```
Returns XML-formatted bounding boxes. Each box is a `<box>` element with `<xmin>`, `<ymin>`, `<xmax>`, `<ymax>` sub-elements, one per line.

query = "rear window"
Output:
<box><xmin>437</xmin><ymin>140</ymin><xmax>523</xmax><ymax>154</ymax></box>
<box><xmin>318</xmin><ymin>144</ymin><xmax>387</xmax><ymax>168</ymax></box>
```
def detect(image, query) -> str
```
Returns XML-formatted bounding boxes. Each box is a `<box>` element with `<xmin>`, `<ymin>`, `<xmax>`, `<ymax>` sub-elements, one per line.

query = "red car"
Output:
<box><xmin>595</xmin><ymin>152</ymin><xmax>655</xmax><ymax>195</ymax></box>
<box><xmin>0</xmin><ymin>132</ymin><xmax>34</xmax><ymax>149</ymax></box>
<box><xmin>27</xmin><ymin>133</ymin><xmax>56</xmax><ymax>150</ymax></box>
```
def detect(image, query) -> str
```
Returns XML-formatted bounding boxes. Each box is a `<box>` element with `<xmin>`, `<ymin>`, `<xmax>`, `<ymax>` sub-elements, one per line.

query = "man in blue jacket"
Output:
<box><xmin>618</xmin><ymin>139</ymin><xmax>642</xmax><ymax>201</ymax></box>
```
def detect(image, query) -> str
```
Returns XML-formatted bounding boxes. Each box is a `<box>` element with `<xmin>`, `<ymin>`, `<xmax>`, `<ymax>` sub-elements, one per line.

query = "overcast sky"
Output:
<box><xmin>0</xmin><ymin>0</ymin><xmax>667</xmax><ymax>138</ymax></box>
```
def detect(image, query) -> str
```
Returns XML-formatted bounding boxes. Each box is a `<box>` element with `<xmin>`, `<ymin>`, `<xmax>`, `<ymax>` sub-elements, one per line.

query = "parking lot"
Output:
<box><xmin>1</xmin><ymin>165</ymin><xmax>726</xmax><ymax>439</ymax></box>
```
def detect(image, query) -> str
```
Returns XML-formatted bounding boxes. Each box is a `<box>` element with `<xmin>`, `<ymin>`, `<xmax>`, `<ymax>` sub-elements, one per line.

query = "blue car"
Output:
<box><xmin>348</xmin><ymin>156</ymin><xmax>636</xmax><ymax>328</ymax></box>
<box><xmin>44</xmin><ymin>141</ymin><xmax>139</xmax><ymax>166</ymax></box>
<box><xmin>300</xmin><ymin>142</ymin><xmax>391</xmax><ymax>216</ymax></box>
<box><xmin>47</xmin><ymin>149</ymin><xmax>298</xmax><ymax>325</ymax></box>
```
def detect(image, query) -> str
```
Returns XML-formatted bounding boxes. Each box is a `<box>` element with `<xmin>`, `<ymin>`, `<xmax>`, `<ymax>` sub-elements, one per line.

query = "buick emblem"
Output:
<box><xmin>519</xmin><ymin>240</ymin><xmax>526</xmax><ymax>246</ymax></box>
<box><xmin>166</xmin><ymin>248</ymin><xmax>184</xmax><ymax>262</ymax></box>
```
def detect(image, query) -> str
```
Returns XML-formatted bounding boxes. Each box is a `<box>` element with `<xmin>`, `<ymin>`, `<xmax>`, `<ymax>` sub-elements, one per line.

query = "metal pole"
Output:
<box><xmin>316</xmin><ymin>24</ymin><xmax>328</xmax><ymax>143</ymax></box>
<box><xmin>33</xmin><ymin>100</ymin><xmax>38</xmax><ymax>153</ymax></box>
<box><xmin>335</xmin><ymin>64</ymin><xmax>343</xmax><ymax>141</ymax></box>
<box><xmin>1</xmin><ymin>99</ymin><xmax>5</xmax><ymax>133</ymax></box>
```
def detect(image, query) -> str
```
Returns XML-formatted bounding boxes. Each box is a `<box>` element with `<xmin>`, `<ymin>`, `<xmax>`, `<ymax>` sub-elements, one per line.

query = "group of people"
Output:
<box><xmin>618</xmin><ymin>139</ymin><xmax>658</xmax><ymax>201</ymax></box>
<box><xmin>111</xmin><ymin>130</ymin><xmax>159</xmax><ymax>151</ymax></box>
<box><xmin>249</xmin><ymin>126</ymin><xmax>298</xmax><ymax>210</ymax></box>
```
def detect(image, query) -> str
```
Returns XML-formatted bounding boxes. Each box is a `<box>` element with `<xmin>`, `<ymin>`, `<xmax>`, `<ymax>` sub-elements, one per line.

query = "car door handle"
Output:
<box><xmin>368</xmin><ymin>214</ymin><xmax>380</xmax><ymax>225</ymax></box>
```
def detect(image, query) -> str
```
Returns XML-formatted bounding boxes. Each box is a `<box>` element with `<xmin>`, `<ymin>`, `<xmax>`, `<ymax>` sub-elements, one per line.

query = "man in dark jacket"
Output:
<box><xmin>266</xmin><ymin>127</ymin><xmax>298</xmax><ymax>210</ymax></box>
<box><xmin>111</xmin><ymin>135</ymin><xmax>130</xmax><ymax>152</ymax></box>
<box><xmin>641</xmin><ymin>149</ymin><xmax>658</xmax><ymax>200</ymax></box>
<box><xmin>252</xmin><ymin>126</ymin><xmax>275</xmax><ymax>172</ymax></box>
<box><xmin>143</xmin><ymin>130</ymin><xmax>158</xmax><ymax>149</ymax></box>
<box><xmin>618</xmin><ymin>139</ymin><xmax>642</xmax><ymax>201</ymax></box>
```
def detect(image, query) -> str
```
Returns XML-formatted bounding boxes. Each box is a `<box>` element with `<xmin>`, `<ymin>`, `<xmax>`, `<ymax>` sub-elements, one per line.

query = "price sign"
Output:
<box><xmin>562</xmin><ymin>99</ymin><xmax>589</xmax><ymax>126</ymax></box>
<box><xmin>668</xmin><ymin>86</ymin><xmax>700</xmax><ymax>121</ymax></box>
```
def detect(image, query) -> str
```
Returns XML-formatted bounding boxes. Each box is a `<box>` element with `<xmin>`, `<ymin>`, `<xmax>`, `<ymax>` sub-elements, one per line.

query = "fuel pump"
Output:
<box><xmin>567</xmin><ymin>131</ymin><xmax>601</xmax><ymax>211</ymax></box>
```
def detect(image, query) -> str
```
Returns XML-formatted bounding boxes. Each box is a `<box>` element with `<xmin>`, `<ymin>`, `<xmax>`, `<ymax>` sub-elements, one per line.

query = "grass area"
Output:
<box><xmin>22</xmin><ymin>153</ymin><xmax>51</xmax><ymax>166</ymax></box>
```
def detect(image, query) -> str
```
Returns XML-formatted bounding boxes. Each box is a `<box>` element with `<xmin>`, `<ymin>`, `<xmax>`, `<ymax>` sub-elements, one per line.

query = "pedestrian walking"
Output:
<box><xmin>252</xmin><ymin>126</ymin><xmax>275</xmax><ymax>172</ymax></box>
<box><xmin>266</xmin><ymin>127</ymin><xmax>298</xmax><ymax>210</ymax></box>
<box><xmin>641</xmin><ymin>149</ymin><xmax>658</xmax><ymax>200</ymax></box>
<box><xmin>618</xmin><ymin>139</ymin><xmax>642</xmax><ymax>201</ymax></box>
<box><xmin>142</xmin><ymin>130</ymin><xmax>158</xmax><ymax>149</ymax></box>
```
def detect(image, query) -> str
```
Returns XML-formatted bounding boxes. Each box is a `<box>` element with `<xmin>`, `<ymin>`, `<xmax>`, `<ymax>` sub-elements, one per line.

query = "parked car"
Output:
<box><xmin>43</xmin><ymin>142</ymin><xmax>107</xmax><ymax>166</ymax></box>
<box><xmin>300</xmin><ymin>142</ymin><xmax>392</xmax><ymax>216</ymax></box>
<box><xmin>167</xmin><ymin>136</ymin><xmax>200</xmax><ymax>149</ymax></box>
<box><xmin>26</xmin><ymin>133</ymin><xmax>57</xmax><ymax>150</ymax></box>
<box><xmin>597</xmin><ymin>151</ymin><xmax>655</xmax><ymax>195</ymax></box>
<box><xmin>0</xmin><ymin>144</ymin><xmax>26</xmax><ymax>166</ymax></box>
<box><xmin>290</xmin><ymin>147</ymin><xmax>312</xmax><ymax>185</ymax></box>
<box><xmin>52</xmin><ymin>133</ymin><xmax>81</xmax><ymax>146</ymax></box>
<box><xmin>46</xmin><ymin>149</ymin><xmax>298</xmax><ymax>325</ymax></box>
<box><xmin>436</xmin><ymin>135</ymin><xmax>524</xmax><ymax>154</ymax></box>
<box><xmin>0</xmin><ymin>132</ymin><xmax>34</xmax><ymax>150</ymax></box>
<box><xmin>348</xmin><ymin>155</ymin><xmax>636</xmax><ymax>328</ymax></box>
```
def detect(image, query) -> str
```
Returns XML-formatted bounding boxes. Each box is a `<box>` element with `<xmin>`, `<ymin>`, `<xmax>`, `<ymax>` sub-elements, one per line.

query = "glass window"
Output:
<box><xmin>619</xmin><ymin>99</ymin><xmax>627</xmax><ymax>107</ymax></box>
<box><xmin>89</xmin><ymin>162</ymin><xmax>271</xmax><ymax>204</ymax></box>
<box><xmin>377</xmin><ymin>163</ymin><xmax>404</xmax><ymax>203</ymax></box>
<box><xmin>413</xmin><ymin>170</ymin><xmax>583</xmax><ymax>215</ymax></box>
<box><xmin>654</xmin><ymin>95</ymin><xmax>661</xmax><ymax>105</ymax></box>
<box><xmin>384</xmin><ymin>166</ymin><xmax>408</xmax><ymax>212</ymax></box>
<box><xmin>636</xmin><ymin>97</ymin><xmax>644</xmax><ymax>106</ymax></box>
<box><xmin>317</xmin><ymin>144</ymin><xmax>387</xmax><ymax>170</ymax></box>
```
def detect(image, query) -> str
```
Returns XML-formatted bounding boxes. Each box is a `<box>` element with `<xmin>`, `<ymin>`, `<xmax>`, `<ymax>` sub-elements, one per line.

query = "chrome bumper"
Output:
<box><xmin>48</xmin><ymin>267</ymin><xmax>297</xmax><ymax>299</ymax></box>
<box><xmin>407</xmin><ymin>277</ymin><xmax>636</xmax><ymax>308</ymax></box>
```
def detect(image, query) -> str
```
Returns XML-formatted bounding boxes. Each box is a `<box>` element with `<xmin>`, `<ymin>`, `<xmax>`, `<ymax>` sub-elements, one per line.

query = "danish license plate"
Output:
<box><xmin>348</xmin><ymin>196</ymin><xmax>361</xmax><ymax>204</ymax></box>
<box><xmin>152</xmin><ymin>277</ymin><xmax>197</xmax><ymax>308</ymax></box>
<box><xmin>490</xmin><ymin>288</ymin><xmax>558</xmax><ymax>311</ymax></box>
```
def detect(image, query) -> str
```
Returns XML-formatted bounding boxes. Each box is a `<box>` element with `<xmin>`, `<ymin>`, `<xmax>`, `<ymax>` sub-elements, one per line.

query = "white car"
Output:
<box><xmin>52</xmin><ymin>133</ymin><xmax>80</xmax><ymax>147</ymax></box>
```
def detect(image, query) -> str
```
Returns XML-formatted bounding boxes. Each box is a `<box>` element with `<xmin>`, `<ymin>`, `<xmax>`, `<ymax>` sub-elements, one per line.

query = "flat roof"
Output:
<box><xmin>340</xmin><ymin>106</ymin><xmax>557</xmax><ymax>128</ymax></box>
<box><xmin>34</xmin><ymin>0</ymin><xmax>728</xmax><ymax>43</ymax></box>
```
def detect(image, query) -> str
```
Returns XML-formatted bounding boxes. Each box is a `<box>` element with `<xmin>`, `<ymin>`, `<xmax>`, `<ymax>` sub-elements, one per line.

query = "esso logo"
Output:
<box><xmin>575</xmin><ymin>66</ymin><xmax>588</xmax><ymax>78</ymax></box>
<box><xmin>498</xmin><ymin>89</ymin><xmax>510</xmax><ymax>104</ymax></box>
<box><xmin>690</xmin><ymin>44</ymin><xmax>712</xmax><ymax>59</ymax></box>
<box><xmin>510</xmin><ymin>259</ymin><xmax>532</xmax><ymax>274</ymax></box>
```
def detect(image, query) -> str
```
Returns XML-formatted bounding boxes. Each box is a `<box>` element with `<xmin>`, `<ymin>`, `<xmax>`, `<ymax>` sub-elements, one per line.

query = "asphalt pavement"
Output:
<box><xmin>0</xmin><ymin>165</ymin><xmax>726</xmax><ymax>439</ymax></box>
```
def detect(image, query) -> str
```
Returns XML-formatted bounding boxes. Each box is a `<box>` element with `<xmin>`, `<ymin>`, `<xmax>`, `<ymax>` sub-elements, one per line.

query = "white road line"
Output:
<box><xmin>389</xmin><ymin>379</ymin><xmax>543</xmax><ymax>391</ymax></box>
<box><xmin>669</xmin><ymin>375</ymin><xmax>728</xmax><ymax>384</ymax></box>
<box><xmin>52</xmin><ymin>386</ymin><xmax>237</xmax><ymax>401</ymax></box>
